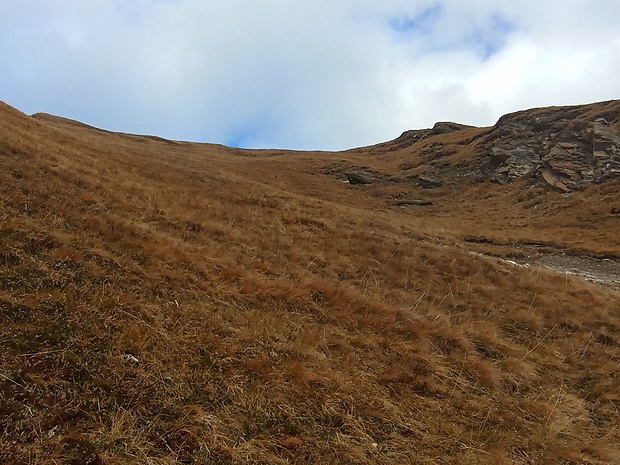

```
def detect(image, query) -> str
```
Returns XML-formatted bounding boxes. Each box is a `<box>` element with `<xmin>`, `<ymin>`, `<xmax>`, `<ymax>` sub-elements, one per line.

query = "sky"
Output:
<box><xmin>1</xmin><ymin>1</ymin><xmax>619</xmax><ymax>150</ymax></box>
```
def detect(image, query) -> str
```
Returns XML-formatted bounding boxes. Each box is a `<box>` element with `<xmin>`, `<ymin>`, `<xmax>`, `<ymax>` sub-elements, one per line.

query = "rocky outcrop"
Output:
<box><xmin>323</xmin><ymin>165</ymin><xmax>396</xmax><ymax>185</ymax></box>
<box><xmin>390</xmin><ymin>129</ymin><xmax>430</xmax><ymax>150</ymax></box>
<box><xmin>344</xmin><ymin>169</ymin><xmax>375</xmax><ymax>185</ymax></box>
<box><xmin>483</xmin><ymin>103</ymin><xmax>620</xmax><ymax>190</ymax></box>
<box><xmin>333</xmin><ymin>100</ymin><xmax>620</xmax><ymax>193</ymax></box>
<box><xmin>430</xmin><ymin>121</ymin><xmax>471</xmax><ymax>135</ymax></box>
<box><xmin>416</xmin><ymin>174</ymin><xmax>443</xmax><ymax>189</ymax></box>
<box><xmin>377</xmin><ymin>122</ymin><xmax>471</xmax><ymax>151</ymax></box>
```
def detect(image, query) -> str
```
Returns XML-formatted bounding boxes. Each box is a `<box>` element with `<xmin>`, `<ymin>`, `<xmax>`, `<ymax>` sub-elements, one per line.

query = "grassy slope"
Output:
<box><xmin>1</xmin><ymin>101</ymin><xmax>620</xmax><ymax>464</ymax></box>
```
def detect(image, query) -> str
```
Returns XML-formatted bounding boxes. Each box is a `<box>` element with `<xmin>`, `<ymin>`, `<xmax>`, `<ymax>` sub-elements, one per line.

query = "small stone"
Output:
<box><xmin>122</xmin><ymin>353</ymin><xmax>139</xmax><ymax>363</ymax></box>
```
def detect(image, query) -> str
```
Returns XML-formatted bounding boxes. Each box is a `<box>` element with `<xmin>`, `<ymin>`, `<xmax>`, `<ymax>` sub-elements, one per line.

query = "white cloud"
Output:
<box><xmin>0</xmin><ymin>1</ymin><xmax>619</xmax><ymax>150</ymax></box>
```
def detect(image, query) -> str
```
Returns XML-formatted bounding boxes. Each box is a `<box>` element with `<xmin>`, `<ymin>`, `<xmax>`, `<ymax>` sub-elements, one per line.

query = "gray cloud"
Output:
<box><xmin>1</xmin><ymin>1</ymin><xmax>619</xmax><ymax>150</ymax></box>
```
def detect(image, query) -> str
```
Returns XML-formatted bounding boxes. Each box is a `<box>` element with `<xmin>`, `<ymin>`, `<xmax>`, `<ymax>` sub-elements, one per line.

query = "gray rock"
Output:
<box><xmin>431</xmin><ymin>121</ymin><xmax>470</xmax><ymax>135</ymax></box>
<box><xmin>482</xmin><ymin>106</ymin><xmax>620</xmax><ymax>190</ymax></box>
<box><xmin>393</xmin><ymin>199</ymin><xmax>433</xmax><ymax>207</ymax></box>
<box><xmin>417</xmin><ymin>175</ymin><xmax>443</xmax><ymax>189</ymax></box>
<box><xmin>345</xmin><ymin>170</ymin><xmax>375</xmax><ymax>185</ymax></box>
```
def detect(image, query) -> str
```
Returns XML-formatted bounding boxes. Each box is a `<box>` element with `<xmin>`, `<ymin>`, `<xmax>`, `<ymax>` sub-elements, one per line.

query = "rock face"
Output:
<box><xmin>330</xmin><ymin>100</ymin><xmax>620</xmax><ymax>193</ymax></box>
<box><xmin>483</xmin><ymin>103</ymin><xmax>620</xmax><ymax>190</ymax></box>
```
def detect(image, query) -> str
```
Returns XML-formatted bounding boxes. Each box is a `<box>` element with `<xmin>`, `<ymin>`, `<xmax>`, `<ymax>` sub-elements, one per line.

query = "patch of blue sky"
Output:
<box><xmin>225</xmin><ymin>123</ymin><xmax>265</xmax><ymax>149</ymax></box>
<box><xmin>389</xmin><ymin>7</ymin><xmax>515</xmax><ymax>61</ymax></box>
<box><xmin>388</xmin><ymin>3</ymin><xmax>444</xmax><ymax>36</ymax></box>
<box><xmin>464</xmin><ymin>14</ymin><xmax>516</xmax><ymax>60</ymax></box>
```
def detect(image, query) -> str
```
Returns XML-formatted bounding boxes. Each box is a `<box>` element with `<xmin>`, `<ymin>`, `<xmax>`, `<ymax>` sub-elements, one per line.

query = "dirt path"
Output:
<box><xmin>525</xmin><ymin>254</ymin><xmax>620</xmax><ymax>289</ymax></box>
<box><xmin>462</xmin><ymin>237</ymin><xmax>620</xmax><ymax>290</ymax></box>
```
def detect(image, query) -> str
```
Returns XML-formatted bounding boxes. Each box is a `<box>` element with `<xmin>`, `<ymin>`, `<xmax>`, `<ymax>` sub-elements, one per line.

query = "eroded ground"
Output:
<box><xmin>466</xmin><ymin>239</ymin><xmax>620</xmax><ymax>290</ymax></box>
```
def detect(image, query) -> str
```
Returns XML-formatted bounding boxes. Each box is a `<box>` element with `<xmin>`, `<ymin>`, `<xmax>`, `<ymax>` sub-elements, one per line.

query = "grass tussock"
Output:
<box><xmin>1</xmin><ymin>101</ymin><xmax>620</xmax><ymax>463</ymax></box>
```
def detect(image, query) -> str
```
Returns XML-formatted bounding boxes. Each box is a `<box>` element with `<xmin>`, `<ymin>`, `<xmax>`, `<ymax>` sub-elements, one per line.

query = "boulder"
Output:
<box><xmin>345</xmin><ymin>170</ymin><xmax>374</xmax><ymax>185</ymax></box>
<box><xmin>417</xmin><ymin>175</ymin><xmax>443</xmax><ymax>189</ymax></box>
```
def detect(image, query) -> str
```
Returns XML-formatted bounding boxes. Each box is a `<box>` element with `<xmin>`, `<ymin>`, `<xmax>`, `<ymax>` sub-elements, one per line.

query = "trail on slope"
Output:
<box><xmin>462</xmin><ymin>237</ymin><xmax>620</xmax><ymax>290</ymax></box>
<box><xmin>526</xmin><ymin>253</ymin><xmax>620</xmax><ymax>289</ymax></box>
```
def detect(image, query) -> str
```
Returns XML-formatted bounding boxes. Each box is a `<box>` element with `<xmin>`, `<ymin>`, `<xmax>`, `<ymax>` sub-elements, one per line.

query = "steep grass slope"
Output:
<box><xmin>1</xmin><ymin>100</ymin><xmax>620</xmax><ymax>464</ymax></box>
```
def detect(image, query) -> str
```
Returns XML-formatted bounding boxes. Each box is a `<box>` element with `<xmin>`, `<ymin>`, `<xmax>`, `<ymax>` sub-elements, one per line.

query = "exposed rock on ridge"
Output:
<box><xmin>379</xmin><ymin>121</ymin><xmax>472</xmax><ymax>151</ymax></box>
<box><xmin>483</xmin><ymin>101</ymin><xmax>620</xmax><ymax>190</ymax></box>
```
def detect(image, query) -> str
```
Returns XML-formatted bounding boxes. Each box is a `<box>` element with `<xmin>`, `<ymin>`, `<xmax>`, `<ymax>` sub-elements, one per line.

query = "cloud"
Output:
<box><xmin>0</xmin><ymin>1</ymin><xmax>619</xmax><ymax>150</ymax></box>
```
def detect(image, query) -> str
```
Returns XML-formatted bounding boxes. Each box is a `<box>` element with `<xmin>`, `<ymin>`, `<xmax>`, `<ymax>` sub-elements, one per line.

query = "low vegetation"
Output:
<box><xmin>1</xmin><ymin>101</ymin><xmax>619</xmax><ymax>464</ymax></box>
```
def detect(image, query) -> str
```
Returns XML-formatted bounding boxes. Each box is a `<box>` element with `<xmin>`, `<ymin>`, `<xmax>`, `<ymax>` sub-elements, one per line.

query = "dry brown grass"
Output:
<box><xmin>1</xmin><ymin>100</ymin><xmax>620</xmax><ymax>464</ymax></box>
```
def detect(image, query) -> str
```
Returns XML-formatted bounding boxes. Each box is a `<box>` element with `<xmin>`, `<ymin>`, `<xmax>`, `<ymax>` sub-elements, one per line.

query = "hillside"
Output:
<box><xmin>1</xmin><ymin>99</ymin><xmax>620</xmax><ymax>464</ymax></box>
